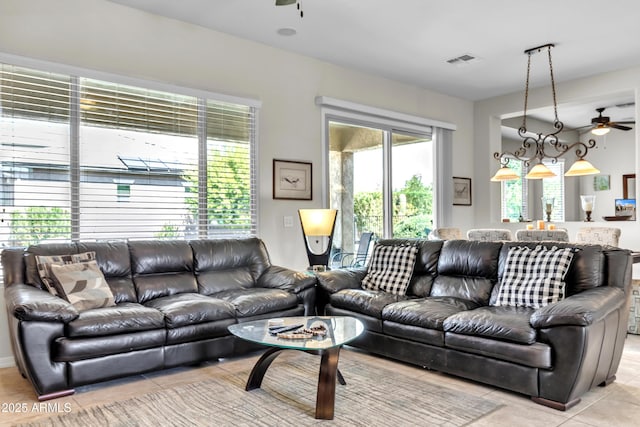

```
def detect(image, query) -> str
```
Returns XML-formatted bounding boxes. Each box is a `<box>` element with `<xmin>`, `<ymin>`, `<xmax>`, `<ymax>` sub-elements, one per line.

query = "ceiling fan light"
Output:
<box><xmin>565</xmin><ymin>159</ymin><xmax>600</xmax><ymax>176</ymax></box>
<box><xmin>591</xmin><ymin>125</ymin><xmax>610</xmax><ymax>136</ymax></box>
<box><xmin>525</xmin><ymin>163</ymin><xmax>557</xmax><ymax>179</ymax></box>
<box><xmin>491</xmin><ymin>166</ymin><xmax>520</xmax><ymax>181</ymax></box>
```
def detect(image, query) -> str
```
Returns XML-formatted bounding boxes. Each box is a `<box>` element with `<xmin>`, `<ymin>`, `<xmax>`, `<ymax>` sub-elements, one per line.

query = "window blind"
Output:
<box><xmin>1</xmin><ymin>65</ymin><xmax>72</xmax><ymax>246</ymax></box>
<box><xmin>501</xmin><ymin>159</ymin><xmax>528</xmax><ymax>221</ymax></box>
<box><xmin>0</xmin><ymin>63</ymin><xmax>257</xmax><ymax>258</ymax></box>
<box><xmin>542</xmin><ymin>161</ymin><xmax>565</xmax><ymax>222</ymax></box>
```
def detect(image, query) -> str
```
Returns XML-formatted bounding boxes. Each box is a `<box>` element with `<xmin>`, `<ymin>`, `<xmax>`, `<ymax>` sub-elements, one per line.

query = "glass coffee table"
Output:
<box><xmin>228</xmin><ymin>316</ymin><xmax>364</xmax><ymax>420</ymax></box>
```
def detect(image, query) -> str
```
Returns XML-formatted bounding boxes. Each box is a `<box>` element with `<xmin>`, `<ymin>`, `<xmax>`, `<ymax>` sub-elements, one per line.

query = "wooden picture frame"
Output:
<box><xmin>623</xmin><ymin>174</ymin><xmax>636</xmax><ymax>199</ymax></box>
<box><xmin>273</xmin><ymin>159</ymin><xmax>312</xmax><ymax>200</ymax></box>
<box><xmin>453</xmin><ymin>177</ymin><xmax>472</xmax><ymax>206</ymax></box>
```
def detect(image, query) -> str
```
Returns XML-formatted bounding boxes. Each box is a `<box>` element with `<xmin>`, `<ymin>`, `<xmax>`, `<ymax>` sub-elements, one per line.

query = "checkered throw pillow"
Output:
<box><xmin>362</xmin><ymin>244</ymin><xmax>418</xmax><ymax>295</ymax></box>
<box><xmin>494</xmin><ymin>245</ymin><xmax>576</xmax><ymax>309</ymax></box>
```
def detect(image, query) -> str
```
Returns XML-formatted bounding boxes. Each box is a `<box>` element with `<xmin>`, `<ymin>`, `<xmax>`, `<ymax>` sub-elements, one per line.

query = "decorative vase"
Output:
<box><xmin>580</xmin><ymin>195</ymin><xmax>596</xmax><ymax>222</ymax></box>
<box><xmin>541</xmin><ymin>196</ymin><xmax>555</xmax><ymax>222</ymax></box>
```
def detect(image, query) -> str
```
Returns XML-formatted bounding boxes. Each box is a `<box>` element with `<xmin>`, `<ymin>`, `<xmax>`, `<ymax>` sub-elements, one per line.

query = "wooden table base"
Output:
<box><xmin>245</xmin><ymin>346</ymin><xmax>344</xmax><ymax>420</ymax></box>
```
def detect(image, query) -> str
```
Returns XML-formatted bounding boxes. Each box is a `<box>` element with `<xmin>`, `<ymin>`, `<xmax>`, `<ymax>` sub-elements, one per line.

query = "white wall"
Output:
<box><xmin>0</xmin><ymin>0</ymin><xmax>475</xmax><ymax>365</ymax></box>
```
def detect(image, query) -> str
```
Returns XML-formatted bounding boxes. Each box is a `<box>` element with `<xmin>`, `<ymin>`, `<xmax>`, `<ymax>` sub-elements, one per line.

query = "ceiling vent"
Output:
<box><xmin>446</xmin><ymin>54</ymin><xmax>477</xmax><ymax>66</ymax></box>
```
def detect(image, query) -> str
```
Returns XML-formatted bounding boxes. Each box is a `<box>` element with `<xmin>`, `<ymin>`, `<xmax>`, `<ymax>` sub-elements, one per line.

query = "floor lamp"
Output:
<box><xmin>298</xmin><ymin>209</ymin><xmax>337</xmax><ymax>271</ymax></box>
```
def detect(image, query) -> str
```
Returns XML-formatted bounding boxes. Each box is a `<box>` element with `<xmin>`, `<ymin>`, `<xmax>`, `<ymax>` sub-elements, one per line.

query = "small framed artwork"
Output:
<box><xmin>273</xmin><ymin>159</ymin><xmax>312</xmax><ymax>200</ymax></box>
<box><xmin>615</xmin><ymin>198</ymin><xmax>636</xmax><ymax>220</ymax></box>
<box><xmin>623</xmin><ymin>174</ymin><xmax>636</xmax><ymax>199</ymax></box>
<box><xmin>453</xmin><ymin>177</ymin><xmax>472</xmax><ymax>206</ymax></box>
<box><xmin>593</xmin><ymin>175</ymin><xmax>610</xmax><ymax>191</ymax></box>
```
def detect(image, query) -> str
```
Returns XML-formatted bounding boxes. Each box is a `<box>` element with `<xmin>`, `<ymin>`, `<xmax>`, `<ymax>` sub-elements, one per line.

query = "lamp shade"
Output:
<box><xmin>298</xmin><ymin>209</ymin><xmax>337</xmax><ymax>236</ymax></box>
<box><xmin>491</xmin><ymin>166</ymin><xmax>520</xmax><ymax>181</ymax></box>
<box><xmin>525</xmin><ymin>163</ymin><xmax>556</xmax><ymax>179</ymax></box>
<box><xmin>298</xmin><ymin>209</ymin><xmax>337</xmax><ymax>269</ymax></box>
<box><xmin>565</xmin><ymin>159</ymin><xmax>601</xmax><ymax>176</ymax></box>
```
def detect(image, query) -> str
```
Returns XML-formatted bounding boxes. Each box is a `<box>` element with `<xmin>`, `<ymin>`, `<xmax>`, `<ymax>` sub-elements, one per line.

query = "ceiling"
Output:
<box><xmin>108</xmin><ymin>0</ymin><xmax>640</xmax><ymax>127</ymax></box>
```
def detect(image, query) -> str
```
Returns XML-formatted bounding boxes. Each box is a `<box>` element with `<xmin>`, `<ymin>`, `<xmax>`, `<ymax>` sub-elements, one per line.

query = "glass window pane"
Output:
<box><xmin>391</xmin><ymin>131</ymin><xmax>433</xmax><ymax>238</ymax></box>
<box><xmin>79</xmin><ymin>79</ymin><xmax>199</xmax><ymax>241</ymax></box>
<box><xmin>329</xmin><ymin>121</ymin><xmax>383</xmax><ymax>265</ymax></box>
<box><xmin>0</xmin><ymin>65</ymin><xmax>71</xmax><ymax>247</ymax></box>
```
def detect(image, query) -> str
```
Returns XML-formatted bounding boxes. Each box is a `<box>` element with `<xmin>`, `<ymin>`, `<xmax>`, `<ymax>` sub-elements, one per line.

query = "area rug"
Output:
<box><xmin>17</xmin><ymin>354</ymin><xmax>502</xmax><ymax>427</ymax></box>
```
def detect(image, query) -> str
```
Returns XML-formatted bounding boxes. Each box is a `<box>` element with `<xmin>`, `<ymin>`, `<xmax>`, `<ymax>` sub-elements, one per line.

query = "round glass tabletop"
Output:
<box><xmin>228</xmin><ymin>316</ymin><xmax>364</xmax><ymax>351</ymax></box>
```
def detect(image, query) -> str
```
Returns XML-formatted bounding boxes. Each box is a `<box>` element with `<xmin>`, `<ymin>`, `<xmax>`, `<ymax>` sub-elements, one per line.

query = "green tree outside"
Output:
<box><xmin>353</xmin><ymin>174</ymin><xmax>433</xmax><ymax>238</ymax></box>
<box><xmin>181</xmin><ymin>141</ymin><xmax>251</xmax><ymax>234</ymax></box>
<box><xmin>9</xmin><ymin>206</ymin><xmax>71</xmax><ymax>246</ymax></box>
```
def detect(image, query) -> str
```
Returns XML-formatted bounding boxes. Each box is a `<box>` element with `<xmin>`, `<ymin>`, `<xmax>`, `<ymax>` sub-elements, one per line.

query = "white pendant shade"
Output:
<box><xmin>490</xmin><ymin>167</ymin><xmax>520</xmax><ymax>181</ymax></box>
<box><xmin>525</xmin><ymin>163</ymin><xmax>556</xmax><ymax>179</ymax></box>
<box><xmin>565</xmin><ymin>159</ymin><xmax>601</xmax><ymax>176</ymax></box>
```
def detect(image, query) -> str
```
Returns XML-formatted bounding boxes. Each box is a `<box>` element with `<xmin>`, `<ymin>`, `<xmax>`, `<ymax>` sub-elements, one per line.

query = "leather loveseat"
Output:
<box><xmin>315</xmin><ymin>239</ymin><xmax>633</xmax><ymax>410</ymax></box>
<box><xmin>2</xmin><ymin>238</ymin><xmax>316</xmax><ymax>400</ymax></box>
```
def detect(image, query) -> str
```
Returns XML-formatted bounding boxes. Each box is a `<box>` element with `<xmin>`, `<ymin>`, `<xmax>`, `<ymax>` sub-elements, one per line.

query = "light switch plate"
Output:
<box><xmin>283</xmin><ymin>216</ymin><xmax>294</xmax><ymax>228</ymax></box>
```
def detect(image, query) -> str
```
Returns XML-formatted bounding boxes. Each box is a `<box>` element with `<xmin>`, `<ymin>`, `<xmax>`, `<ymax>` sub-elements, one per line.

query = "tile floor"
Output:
<box><xmin>0</xmin><ymin>334</ymin><xmax>638</xmax><ymax>426</ymax></box>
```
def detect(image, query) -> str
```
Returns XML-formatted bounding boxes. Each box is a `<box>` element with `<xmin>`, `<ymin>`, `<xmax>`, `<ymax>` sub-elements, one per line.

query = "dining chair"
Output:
<box><xmin>574</xmin><ymin>227</ymin><xmax>621</xmax><ymax>247</ymax></box>
<box><xmin>428</xmin><ymin>227</ymin><xmax>463</xmax><ymax>241</ymax></box>
<box><xmin>515</xmin><ymin>229</ymin><xmax>569</xmax><ymax>242</ymax></box>
<box><xmin>466</xmin><ymin>228</ymin><xmax>513</xmax><ymax>241</ymax></box>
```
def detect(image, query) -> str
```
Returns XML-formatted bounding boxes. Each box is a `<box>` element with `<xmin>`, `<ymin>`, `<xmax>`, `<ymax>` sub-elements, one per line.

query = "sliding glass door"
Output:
<box><xmin>327</xmin><ymin>119</ymin><xmax>433</xmax><ymax>264</ymax></box>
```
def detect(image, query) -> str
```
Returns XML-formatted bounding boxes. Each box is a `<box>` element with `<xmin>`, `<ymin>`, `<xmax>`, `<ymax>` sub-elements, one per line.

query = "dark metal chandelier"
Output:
<box><xmin>276</xmin><ymin>0</ymin><xmax>304</xmax><ymax>18</ymax></box>
<box><xmin>491</xmin><ymin>43</ymin><xmax>600</xmax><ymax>181</ymax></box>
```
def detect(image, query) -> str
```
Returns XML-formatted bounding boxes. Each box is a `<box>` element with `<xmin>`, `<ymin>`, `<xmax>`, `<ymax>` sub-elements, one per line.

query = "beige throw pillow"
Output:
<box><xmin>49</xmin><ymin>260</ymin><xmax>115</xmax><ymax>311</ymax></box>
<box><xmin>35</xmin><ymin>252</ymin><xmax>96</xmax><ymax>296</ymax></box>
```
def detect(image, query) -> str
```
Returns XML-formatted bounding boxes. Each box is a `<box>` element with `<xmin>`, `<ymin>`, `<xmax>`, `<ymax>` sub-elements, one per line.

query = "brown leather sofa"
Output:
<box><xmin>2</xmin><ymin>238</ymin><xmax>316</xmax><ymax>400</ymax></box>
<box><xmin>315</xmin><ymin>239</ymin><xmax>633</xmax><ymax>410</ymax></box>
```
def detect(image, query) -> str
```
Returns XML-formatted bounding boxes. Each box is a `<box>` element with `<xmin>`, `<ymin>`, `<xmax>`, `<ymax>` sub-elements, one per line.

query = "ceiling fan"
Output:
<box><xmin>275</xmin><ymin>0</ymin><xmax>303</xmax><ymax>17</ymax></box>
<box><xmin>589</xmin><ymin>107</ymin><xmax>635</xmax><ymax>135</ymax></box>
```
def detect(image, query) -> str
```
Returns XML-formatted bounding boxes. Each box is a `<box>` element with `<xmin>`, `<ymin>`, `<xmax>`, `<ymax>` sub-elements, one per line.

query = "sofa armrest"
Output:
<box><xmin>257</xmin><ymin>265</ymin><xmax>317</xmax><ymax>294</ymax></box>
<box><xmin>5</xmin><ymin>284</ymin><xmax>79</xmax><ymax>323</ymax></box>
<box><xmin>530</xmin><ymin>286</ymin><xmax>624</xmax><ymax>328</ymax></box>
<box><xmin>316</xmin><ymin>268</ymin><xmax>367</xmax><ymax>295</ymax></box>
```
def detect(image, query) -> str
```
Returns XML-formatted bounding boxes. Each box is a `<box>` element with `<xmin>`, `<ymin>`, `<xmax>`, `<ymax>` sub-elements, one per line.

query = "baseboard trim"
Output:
<box><xmin>0</xmin><ymin>356</ymin><xmax>16</xmax><ymax>368</ymax></box>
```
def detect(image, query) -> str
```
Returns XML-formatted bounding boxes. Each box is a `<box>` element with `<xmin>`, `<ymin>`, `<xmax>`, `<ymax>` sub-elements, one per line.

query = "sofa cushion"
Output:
<box><xmin>494</xmin><ymin>245</ymin><xmax>575</xmax><ymax>309</ymax></box>
<box><xmin>25</xmin><ymin>243</ymin><xmax>78</xmax><ymax>290</ymax></box>
<box><xmin>66</xmin><ymin>302</ymin><xmax>165</xmax><ymax>338</ymax></box>
<box><xmin>211</xmin><ymin>288</ymin><xmax>298</xmax><ymax>317</ymax></box>
<box><xmin>50</xmin><ymin>261</ymin><xmax>116</xmax><ymax>312</ymax></box>
<box><xmin>443</xmin><ymin>306</ymin><xmax>537</xmax><ymax>344</ymax></box>
<box><xmin>431</xmin><ymin>240</ymin><xmax>501</xmax><ymax>305</ymax></box>
<box><xmin>129</xmin><ymin>240</ymin><xmax>197</xmax><ymax>303</ymax></box>
<box><xmin>54</xmin><ymin>330</ymin><xmax>166</xmax><ymax>362</ymax></box>
<box><xmin>382</xmin><ymin>297</ymin><xmax>478</xmax><ymax>330</ymax></box>
<box><xmin>191</xmin><ymin>238</ymin><xmax>271</xmax><ymax>294</ymax></box>
<box><xmin>362</xmin><ymin>243</ymin><xmax>418</xmax><ymax>295</ymax></box>
<box><xmin>144</xmin><ymin>293</ymin><xmax>236</xmax><ymax>328</ymax></box>
<box><xmin>35</xmin><ymin>251</ymin><xmax>96</xmax><ymax>296</ymax></box>
<box><xmin>78</xmin><ymin>241</ymin><xmax>137</xmax><ymax>303</ymax></box>
<box><xmin>445</xmin><ymin>333</ymin><xmax>552</xmax><ymax>368</ymax></box>
<box><xmin>330</xmin><ymin>289</ymin><xmax>409</xmax><ymax>319</ymax></box>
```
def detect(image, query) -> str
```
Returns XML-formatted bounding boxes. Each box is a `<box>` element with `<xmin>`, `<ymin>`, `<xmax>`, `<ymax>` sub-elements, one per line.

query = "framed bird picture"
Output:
<box><xmin>453</xmin><ymin>177</ymin><xmax>472</xmax><ymax>206</ymax></box>
<box><xmin>273</xmin><ymin>159</ymin><xmax>312</xmax><ymax>200</ymax></box>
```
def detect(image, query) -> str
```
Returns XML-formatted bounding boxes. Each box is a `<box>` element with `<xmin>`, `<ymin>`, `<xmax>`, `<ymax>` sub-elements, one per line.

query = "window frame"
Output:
<box><xmin>317</xmin><ymin>97</ymin><xmax>456</xmax><ymax>238</ymax></box>
<box><xmin>0</xmin><ymin>54</ymin><xmax>261</xmax><ymax>247</ymax></box>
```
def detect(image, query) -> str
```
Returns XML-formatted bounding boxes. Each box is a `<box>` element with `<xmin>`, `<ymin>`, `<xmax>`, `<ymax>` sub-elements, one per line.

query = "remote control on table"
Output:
<box><xmin>269</xmin><ymin>324</ymin><xmax>303</xmax><ymax>335</ymax></box>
